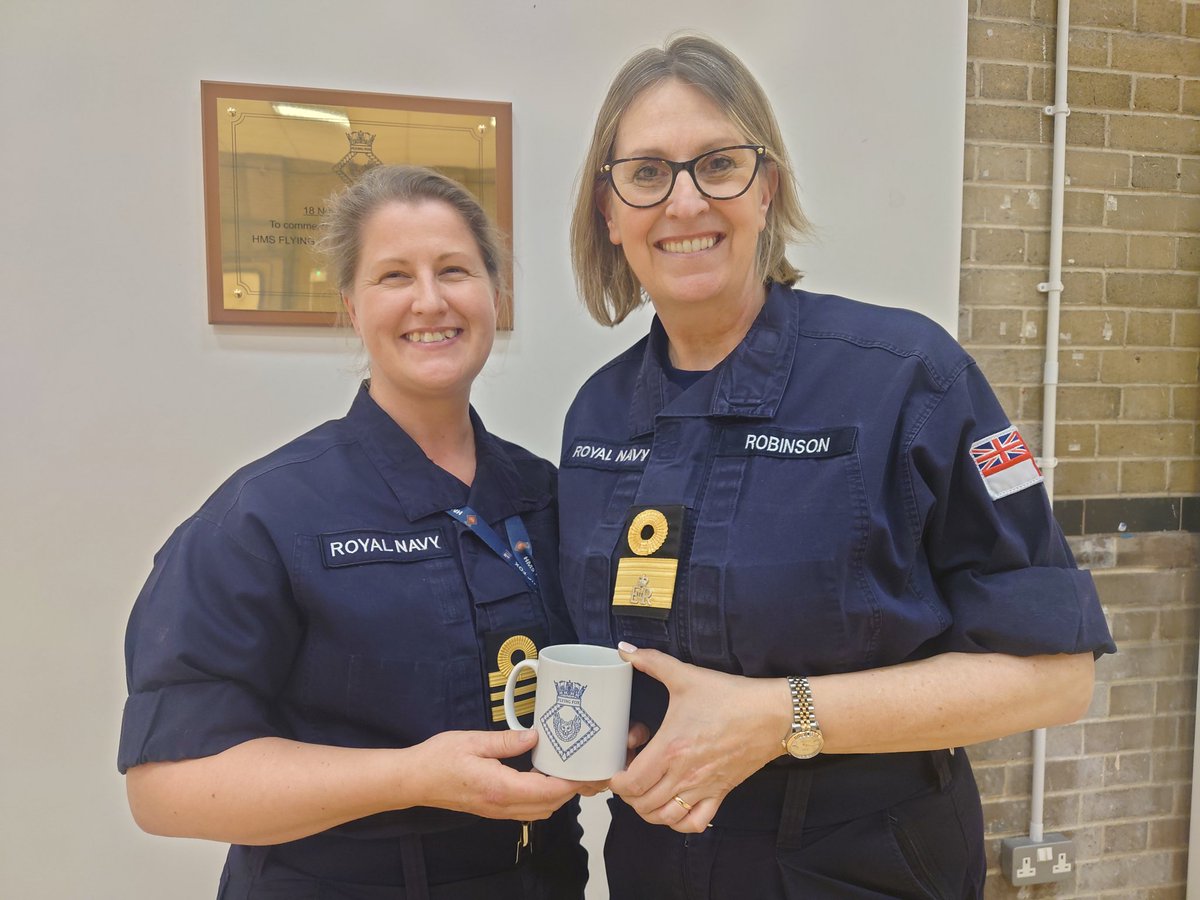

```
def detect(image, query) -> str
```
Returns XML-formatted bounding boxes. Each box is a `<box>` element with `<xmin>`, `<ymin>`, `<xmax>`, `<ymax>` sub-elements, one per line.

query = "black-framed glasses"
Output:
<box><xmin>601</xmin><ymin>144</ymin><xmax>766</xmax><ymax>209</ymax></box>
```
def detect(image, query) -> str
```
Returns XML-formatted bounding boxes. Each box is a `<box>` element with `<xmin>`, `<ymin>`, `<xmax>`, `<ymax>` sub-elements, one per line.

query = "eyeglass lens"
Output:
<box><xmin>608</xmin><ymin>146</ymin><xmax>761</xmax><ymax>207</ymax></box>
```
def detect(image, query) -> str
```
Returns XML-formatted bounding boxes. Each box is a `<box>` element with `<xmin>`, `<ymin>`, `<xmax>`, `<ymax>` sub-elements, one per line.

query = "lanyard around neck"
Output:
<box><xmin>446</xmin><ymin>506</ymin><xmax>539</xmax><ymax>593</ymax></box>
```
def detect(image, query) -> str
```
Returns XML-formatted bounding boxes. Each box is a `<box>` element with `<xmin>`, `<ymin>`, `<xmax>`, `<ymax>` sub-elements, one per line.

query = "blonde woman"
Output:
<box><xmin>559</xmin><ymin>35</ymin><xmax>1114</xmax><ymax>898</ymax></box>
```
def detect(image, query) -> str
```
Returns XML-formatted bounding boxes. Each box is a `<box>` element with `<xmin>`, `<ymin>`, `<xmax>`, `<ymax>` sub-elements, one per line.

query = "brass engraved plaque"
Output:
<box><xmin>201</xmin><ymin>81</ymin><xmax>512</xmax><ymax>327</ymax></box>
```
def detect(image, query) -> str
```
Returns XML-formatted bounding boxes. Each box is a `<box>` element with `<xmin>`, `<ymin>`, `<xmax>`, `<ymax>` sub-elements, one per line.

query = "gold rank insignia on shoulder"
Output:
<box><xmin>611</xmin><ymin>505</ymin><xmax>684</xmax><ymax>620</ymax></box>
<box><xmin>485</xmin><ymin>629</ymin><xmax>546</xmax><ymax>727</ymax></box>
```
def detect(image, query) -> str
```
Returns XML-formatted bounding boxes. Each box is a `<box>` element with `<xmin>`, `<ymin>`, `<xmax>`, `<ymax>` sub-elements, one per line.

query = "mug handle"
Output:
<box><xmin>504</xmin><ymin>659</ymin><xmax>539</xmax><ymax>730</ymax></box>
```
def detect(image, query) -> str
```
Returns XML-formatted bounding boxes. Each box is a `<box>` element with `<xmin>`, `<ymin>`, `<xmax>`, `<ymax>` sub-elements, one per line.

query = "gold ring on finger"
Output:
<box><xmin>672</xmin><ymin>795</ymin><xmax>692</xmax><ymax>812</ymax></box>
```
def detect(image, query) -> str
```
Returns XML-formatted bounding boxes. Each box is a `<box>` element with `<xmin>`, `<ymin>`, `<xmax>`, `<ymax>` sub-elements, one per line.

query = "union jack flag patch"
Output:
<box><xmin>969</xmin><ymin>426</ymin><xmax>1044</xmax><ymax>500</ymax></box>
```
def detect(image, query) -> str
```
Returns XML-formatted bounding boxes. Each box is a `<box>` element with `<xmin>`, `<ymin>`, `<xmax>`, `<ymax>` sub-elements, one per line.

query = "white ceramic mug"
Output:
<box><xmin>503</xmin><ymin>643</ymin><xmax>632</xmax><ymax>780</ymax></box>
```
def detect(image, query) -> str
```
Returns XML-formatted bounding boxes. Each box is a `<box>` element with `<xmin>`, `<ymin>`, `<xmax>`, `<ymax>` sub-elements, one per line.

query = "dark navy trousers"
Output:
<box><xmin>216</xmin><ymin>806</ymin><xmax>586</xmax><ymax>900</ymax></box>
<box><xmin>604</xmin><ymin>749</ymin><xmax>985</xmax><ymax>900</ymax></box>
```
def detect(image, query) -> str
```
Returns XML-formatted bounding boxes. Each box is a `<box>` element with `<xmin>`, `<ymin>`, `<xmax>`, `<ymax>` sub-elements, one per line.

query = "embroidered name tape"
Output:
<box><xmin>969</xmin><ymin>426</ymin><xmax>1044</xmax><ymax>500</ymax></box>
<box><xmin>320</xmin><ymin>528</ymin><xmax>450</xmax><ymax>568</ymax></box>
<box><xmin>563</xmin><ymin>438</ymin><xmax>652</xmax><ymax>470</ymax></box>
<box><xmin>718</xmin><ymin>426</ymin><xmax>857</xmax><ymax>459</ymax></box>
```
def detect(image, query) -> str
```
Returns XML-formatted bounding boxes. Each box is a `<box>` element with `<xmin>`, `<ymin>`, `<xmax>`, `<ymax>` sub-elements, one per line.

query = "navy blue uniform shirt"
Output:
<box><xmin>559</xmin><ymin>284</ymin><xmax>1114</xmax><ymax>897</ymax></box>
<box><xmin>560</xmin><ymin>283</ymin><xmax>1115</xmax><ymax>733</ymax></box>
<box><xmin>120</xmin><ymin>385</ymin><xmax>584</xmax><ymax>895</ymax></box>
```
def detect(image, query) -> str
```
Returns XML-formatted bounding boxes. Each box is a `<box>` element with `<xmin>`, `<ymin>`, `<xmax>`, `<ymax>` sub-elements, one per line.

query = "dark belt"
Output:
<box><xmin>710</xmin><ymin>749</ymin><xmax>957</xmax><ymax>847</ymax></box>
<box><xmin>266</xmin><ymin>816</ymin><xmax>535</xmax><ymax>897</ymax></box>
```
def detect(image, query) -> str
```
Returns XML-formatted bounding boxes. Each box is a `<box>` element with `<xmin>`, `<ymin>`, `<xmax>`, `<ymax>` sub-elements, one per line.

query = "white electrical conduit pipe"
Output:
<box><xmin>1030</xmin><ymin>0</ymin><xmax>1071</xmax><ymax>847</ymax></box>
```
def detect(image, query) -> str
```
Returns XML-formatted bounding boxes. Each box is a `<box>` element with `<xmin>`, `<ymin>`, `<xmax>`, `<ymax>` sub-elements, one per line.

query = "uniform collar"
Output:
<box><xmin>627</xmin><ymin>282</ymin><xmax>800</xmax><ymax>437</ymax></box>
<box><xmin>345</xmin><ymin>383</ymin><xmax>549</xmax><ymax>523</ymax></box>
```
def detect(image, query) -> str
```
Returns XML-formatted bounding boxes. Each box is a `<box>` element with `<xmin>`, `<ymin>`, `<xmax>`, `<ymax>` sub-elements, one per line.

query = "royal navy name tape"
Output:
<box><xmin>718</xmin><ymin>426</ymin><xmax>857</xmax><ymax>459</ymax></box>
<box><xmin>320</xmin><ymin>528</ymin><xmax>450</xmax><ymax>567</ymax></box>
<box><xmin>564</xmin><ymin>439</ymin><xmax>652</xmax><ymax>469</ymax></box>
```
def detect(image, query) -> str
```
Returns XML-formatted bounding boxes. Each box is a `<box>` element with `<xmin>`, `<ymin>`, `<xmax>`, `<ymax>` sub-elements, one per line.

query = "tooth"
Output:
<box><xmin>663</xmin><ymin>238</ymin><xmax>716</xmax><ymax>253</ymax></box>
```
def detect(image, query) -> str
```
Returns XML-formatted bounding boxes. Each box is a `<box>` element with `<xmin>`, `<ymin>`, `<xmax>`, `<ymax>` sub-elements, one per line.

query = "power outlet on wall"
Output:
<box><xmin>1000</xmin><ymin>834</ymin><xmax>1075</xmax><ymax>885</ymax></box>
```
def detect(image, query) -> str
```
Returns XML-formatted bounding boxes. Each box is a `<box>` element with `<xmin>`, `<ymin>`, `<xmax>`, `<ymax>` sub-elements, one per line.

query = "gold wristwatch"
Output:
<box><xmin>782</xmin><ymin>675</ymin><xmax>824</xmax><ymax>759</ymax></box>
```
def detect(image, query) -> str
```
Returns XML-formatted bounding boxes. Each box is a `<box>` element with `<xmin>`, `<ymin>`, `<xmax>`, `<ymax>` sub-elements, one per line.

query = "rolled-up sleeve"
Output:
<box><xmin>118</xmin><ymin>515</ymin><xmax>300</xmax><ymax>772</ymax></box>
<box><xmin>908</xmin><ymin>364</ymin><xmax>1116</xmax><ymax>659</ymax></box>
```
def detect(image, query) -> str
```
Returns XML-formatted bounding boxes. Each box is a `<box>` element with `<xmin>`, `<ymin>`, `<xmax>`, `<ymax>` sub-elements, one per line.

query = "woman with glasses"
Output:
<box><xmin>120</xmin><ymin>166</ymin><xmax>593</xmax><ymax>899</ymax></box>
<box><xmin>559</xmin><ymin>35</ymin><xmax>1114</xmax><ymax>898</ymax></box>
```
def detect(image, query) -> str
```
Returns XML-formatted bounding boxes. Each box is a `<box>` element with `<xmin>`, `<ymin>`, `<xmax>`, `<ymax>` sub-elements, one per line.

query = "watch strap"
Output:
<box><xmin>784</xmin><ymin>675</ymin><xmax>820</xmax><ymax>743</ymax></box>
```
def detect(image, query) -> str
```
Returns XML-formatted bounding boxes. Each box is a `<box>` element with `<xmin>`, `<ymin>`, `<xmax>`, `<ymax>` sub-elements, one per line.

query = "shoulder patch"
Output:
<box><xmin>969</xmin><ymin>427</ymin><xmax>1044</xmax><ymax>500</ymax></box>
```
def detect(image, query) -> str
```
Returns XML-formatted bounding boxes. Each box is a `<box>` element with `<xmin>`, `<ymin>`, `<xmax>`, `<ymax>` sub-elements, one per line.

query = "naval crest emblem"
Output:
<box><xmin>334</xmin><ymin>130</ymin><xmax>384</xmax><ymax>185</ymax></box>
<box><xmin>540</xmin><ymin>680</ymin><xmax>600</xmax><ymax>760</ymax></box>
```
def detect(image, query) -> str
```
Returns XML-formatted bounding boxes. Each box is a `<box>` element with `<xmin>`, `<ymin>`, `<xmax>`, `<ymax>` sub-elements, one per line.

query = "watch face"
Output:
<box><xmin>786</xmin><ymin>729</ymin><xmax>824</xmax><ymax>759</ymax></box>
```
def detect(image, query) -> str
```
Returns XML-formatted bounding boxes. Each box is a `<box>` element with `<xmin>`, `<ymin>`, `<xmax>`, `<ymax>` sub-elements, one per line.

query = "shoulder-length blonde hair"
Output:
<box><xmin>569</xmin><ymin>34</ymin><xmax>812</xmax><ymax>326</ymax></box>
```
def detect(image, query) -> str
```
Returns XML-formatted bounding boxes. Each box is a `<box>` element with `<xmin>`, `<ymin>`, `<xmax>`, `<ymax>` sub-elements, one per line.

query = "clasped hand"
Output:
<box><xmin>415</xmin><ymin>729</ymin><xmax>607</xmax><ymax>821</ymax></box>
<box><xmin>608</xmin><ymin>644</ymin><xmax>787</xmax><ymax>833</ymax></box>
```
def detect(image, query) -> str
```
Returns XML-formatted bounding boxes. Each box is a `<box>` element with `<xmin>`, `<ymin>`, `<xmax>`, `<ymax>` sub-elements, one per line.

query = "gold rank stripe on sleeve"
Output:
<box><xmin>484</xmin><ymin>631</ymin><xmax>543</xmax><ymax>727</ymax></box>
<box><xmin>492</xmin><ymin>695</ymin><xmax>535</xmax><ymax>722</ymax></box>
<box><xmin>491</xmin><ymin>679</ymin><xmax>536</xmax><ymax>703</ymax></box>
<box><xmin>489</xmin><ymin>664</ymin><xmax>537</xmax><ymax>689</ymax></box>
<box><xmin>489</xmin><ymin>672</ymin><xmax>535</xmax><ymax>723</ymax></box>
<box><xmin>612</xmin><ymin>557</ymin><xmax>679</xmax><ymax>613</ymax></box>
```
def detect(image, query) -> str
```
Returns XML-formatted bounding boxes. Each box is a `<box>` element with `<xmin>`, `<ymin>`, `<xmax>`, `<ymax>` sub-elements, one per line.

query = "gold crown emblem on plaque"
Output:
<box><xmin>346</xmin><ymin>130</ymin><xmax>377</xmax><ymax>152</ymax></box>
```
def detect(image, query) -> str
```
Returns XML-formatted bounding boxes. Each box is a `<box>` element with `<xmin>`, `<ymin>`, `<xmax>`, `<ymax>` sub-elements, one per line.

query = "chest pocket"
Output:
<box><xmin>461</xmin><ymin>539</ymin><xmax>544</xmax><ymax>633</ymax></box>
<box><xmin>296</xmin><ymin>528</ymin><xmax>469</xmax><ymax>632</ymax></box>
<box><xmin>287</xmin><ymin>529</ymin><xmax>477</xmax><ymax>742</ymax></box>
<box><xmin>708</xmin><ymin>426</ymin><xmax>877</xmax><ymax>674</ymax></box>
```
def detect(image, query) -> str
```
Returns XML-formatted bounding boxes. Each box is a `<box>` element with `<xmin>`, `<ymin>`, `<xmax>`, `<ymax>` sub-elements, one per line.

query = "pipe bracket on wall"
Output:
<box><xmin>1038</xmin><ymin>282</ymin><xmax>1064</xmax><ymax>293</ymax></box>
<box><xmin>1043</xmin><ymin>104</ymin><xmax>1071</xmax><ymax>117</ymax></box>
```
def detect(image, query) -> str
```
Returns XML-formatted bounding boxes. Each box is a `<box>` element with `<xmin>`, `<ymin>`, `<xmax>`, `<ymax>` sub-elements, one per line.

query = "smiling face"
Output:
<box><xmin>342</xmin><ymin>199</ymin><xmax>498</xmax><ymax>412</ymax></box>
<box><xmin>601</xmin><ymin>78</ymin><xmax>777</xmax><ymax>321</ymax></box>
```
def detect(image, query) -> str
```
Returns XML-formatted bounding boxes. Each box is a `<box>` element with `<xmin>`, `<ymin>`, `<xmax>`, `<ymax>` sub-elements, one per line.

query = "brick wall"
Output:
<box><xmin>961</xmin><ymin>0</ymin><xmax>1199</xmax><ymax>896</ymax></box>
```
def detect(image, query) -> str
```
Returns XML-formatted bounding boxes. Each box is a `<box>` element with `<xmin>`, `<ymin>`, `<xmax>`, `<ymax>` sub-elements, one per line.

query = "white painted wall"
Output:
<box><xmin>0</xmin><ymin>2</ymin><xmax>966</xmax><ymax>897</ymax></box>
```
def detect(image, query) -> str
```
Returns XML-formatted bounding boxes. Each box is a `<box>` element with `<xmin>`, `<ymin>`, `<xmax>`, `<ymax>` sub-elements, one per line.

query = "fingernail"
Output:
<box><xmin>618</xmin><ymin>641</ymin><xmax>638</xmax><ymax>653</ymax></box>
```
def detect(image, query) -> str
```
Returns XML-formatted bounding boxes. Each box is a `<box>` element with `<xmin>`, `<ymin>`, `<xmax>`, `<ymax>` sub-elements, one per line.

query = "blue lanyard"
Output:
<box><xmin>446</xmin><ymin>506</ymin><xmax>539</xmax><ymax>593</ymax></box>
